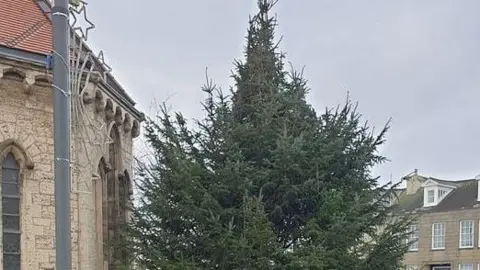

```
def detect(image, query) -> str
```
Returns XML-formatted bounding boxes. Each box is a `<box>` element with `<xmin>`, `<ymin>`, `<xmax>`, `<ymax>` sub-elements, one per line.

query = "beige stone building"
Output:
<box><xmin>395</xmin><ymin>170</ymin><xmax>480</xmax><ymax>270</ymax></box>
<box><xmin>0</xmin><ymin>0</ymin><xmax>143</xmax><ymax>269</ymax></box>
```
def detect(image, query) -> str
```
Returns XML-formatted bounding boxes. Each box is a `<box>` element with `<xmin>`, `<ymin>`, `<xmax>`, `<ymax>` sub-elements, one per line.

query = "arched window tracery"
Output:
<box><xmin>96</xmin><ymin>124</ymin><xmax>130</xmax><ymax>270</ymax></box>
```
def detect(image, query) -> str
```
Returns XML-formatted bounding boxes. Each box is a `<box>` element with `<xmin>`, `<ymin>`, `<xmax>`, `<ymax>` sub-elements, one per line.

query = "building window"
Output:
<box><xmin>478</xmin><ymin>221</ymin><xmax>480</xmax><ymax>248</ymax></box>
<box><xmin>459</xmin><ymin>264</ymin><xmax>473</xmax><ymax>270</ymax></box>
<box><xmin>432</xmin><ymin>222</ymin><xmax>445</xmax><ymax>249</ymax></box>
<box><xmin>405</xmin><ymin>265</ymin><xmax>418</xmax><ymax>270</ymax></box>
<box><xmin>106</xmin><ymin>127</ymin><xmax>118</xmax><ymax>270</ymax></box>
<box><xmin>459</xmin><ymin>220</ymin><xmax>474</xmax><ymax>248</ymax></box>
<box><xmin>438</xmin><ymin>189</ymin><xmax>447</xmax><ymax>198</ymax></box>
<box><xmin>408</xmin><ymin>223</ymin><xmax>419</xmax><ymax>251</ymax></box>
<box><xmin>427</xmin><ymin>189</ymin><xmax>435</xmax><ymax>203</ymax></box>
<box><xmin>103</xmin><ymin>125</ymin><xmax>130</xmax><ymax>270</ymax></box>
<box><xmin>2</xmin><ymin>153</ymin><xmax>21</xmax><ymax>270</ymax></box>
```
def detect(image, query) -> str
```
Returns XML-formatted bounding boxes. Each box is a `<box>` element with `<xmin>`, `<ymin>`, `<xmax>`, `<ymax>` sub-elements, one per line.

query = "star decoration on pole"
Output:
<box><xmin>69</xmin><ymin>1</ymin><xmax>95</xmax><ymax>41</ymax></box>
<box><xmin>96</xmin><ymin>50</ymin><xmax>112</xmax><ymax>82</ymax></box>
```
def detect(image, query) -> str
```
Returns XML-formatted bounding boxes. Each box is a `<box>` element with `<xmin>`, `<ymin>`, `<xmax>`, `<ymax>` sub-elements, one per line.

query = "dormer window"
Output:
<box><xmin>421</xmin><ymin>179</ymin><xmax>456</xmax><ymax>207</ymax></box>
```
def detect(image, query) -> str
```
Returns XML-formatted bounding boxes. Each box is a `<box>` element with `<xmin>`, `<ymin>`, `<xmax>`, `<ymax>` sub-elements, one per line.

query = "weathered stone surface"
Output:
<box><xmin>0</xmin><ymin>58</ymin><xmax>139</xmax><ymax>269</ymax></box>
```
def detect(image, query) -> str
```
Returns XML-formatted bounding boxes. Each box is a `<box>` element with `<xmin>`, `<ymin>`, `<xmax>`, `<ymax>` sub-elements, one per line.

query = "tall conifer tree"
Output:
<box><xmin>129</xmin><ymin>1</ymin><xmax>412</xmax><ymax>269</ymax></box>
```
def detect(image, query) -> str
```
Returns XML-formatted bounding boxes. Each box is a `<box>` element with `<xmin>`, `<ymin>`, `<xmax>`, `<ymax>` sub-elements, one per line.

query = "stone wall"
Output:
<box><xmin>0</xmin><ymin>57</ymin><xmax>139</xmax><ymax>270</ymax></box>
<box><xmin>0</xmin><ymin>59</ymin><xmax>58</xmax><ymax>270</ymax></box>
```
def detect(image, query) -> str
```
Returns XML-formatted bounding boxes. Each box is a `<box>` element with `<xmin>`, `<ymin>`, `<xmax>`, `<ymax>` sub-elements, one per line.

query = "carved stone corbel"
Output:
<box><xmin>82</xmin><ymin>92</ymin><xmax>95</xmax><ymax>104</ymax></box>
<box><xmin>123</xmin><ymin>120</ymin><xmax>132</xmax><ymax>133</ymax></box>
<box><xmin>23</xmin><ymin>81</ymin><xmax>33</xmax><ymax>95</ymax></box>
<box><xmin>105</xmin><ymin>109</ymin><xmax>114</xmax><ymax>121</ymax></box>
<box><xmin>131</xmin><ymin>120</ymin><xmax>140</xmax><ymax>138</ymax></box>
<box><xmin>89</xmin><ymin>72</ymin><xmax>101</xmax><ymax>85</ymax></box>
<box><xmin>131</xmin><ymin>125</ymin><xmax>140</xmax><ymax>138</ymax></box>
<box><xmin>114</xmin><ymin>114</ymin><xmax>123</xmax><ymax>126</ymax></box>
<box><xmin>22</xmin><ymin>73</ymin><xmax>35</xmax><ymax>95</ymax></box>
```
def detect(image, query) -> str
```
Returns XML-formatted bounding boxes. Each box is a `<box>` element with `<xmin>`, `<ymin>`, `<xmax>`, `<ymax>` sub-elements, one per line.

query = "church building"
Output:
<box><xmin>0</xmin><ymin>0</ymin><xmax>143</xmax><ymax>269</ymax></box>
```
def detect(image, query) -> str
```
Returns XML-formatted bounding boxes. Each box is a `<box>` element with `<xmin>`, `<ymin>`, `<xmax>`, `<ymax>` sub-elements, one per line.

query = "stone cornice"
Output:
<box><xmin>88</xmin><ymin>72</ymin><xmax>145</xmax><ymax>122</ymax></box>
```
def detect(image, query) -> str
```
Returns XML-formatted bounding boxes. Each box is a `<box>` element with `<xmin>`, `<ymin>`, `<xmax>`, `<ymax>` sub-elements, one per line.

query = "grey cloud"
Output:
<box><xmin>84</xmin><ymin>0</ymin><xmax>480</xmax><ymax>182</ymax></box>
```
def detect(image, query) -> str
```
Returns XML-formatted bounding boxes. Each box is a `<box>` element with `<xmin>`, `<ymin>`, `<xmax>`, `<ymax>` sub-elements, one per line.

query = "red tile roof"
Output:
<box><xmin>0</xmin><ymin>0</ymin><xmax>52</xmax><ymax>55</ymax></box>
<box><xmin>0</xmin><ymin>0</ymin><xmax>144</xmax><ymax>120</ymax></box>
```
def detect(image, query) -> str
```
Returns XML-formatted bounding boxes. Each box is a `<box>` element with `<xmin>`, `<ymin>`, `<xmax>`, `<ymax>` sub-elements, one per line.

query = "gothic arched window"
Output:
<box><xmin>96</xmin><ymin>158</ymin><xmax>108</xmax><ymax>269</ymax></box>
<box><xmin>107</xmin><ymin>126</ymin><xmax>119</xmax><ymax>269</ymax></box>
<box><xmin>95</xmin><ymin>124</ymin><xmax>132</xmax><ymax>270</ymax></box>
<box><xmin>2</xmin><ymin>153</ymin><xmax>21</xmax><ymax>270</ymax></box>
<box><xmin>104</xmin><ymin>124</ymin><xmax>130</xmax><ymax>269</ymax></box>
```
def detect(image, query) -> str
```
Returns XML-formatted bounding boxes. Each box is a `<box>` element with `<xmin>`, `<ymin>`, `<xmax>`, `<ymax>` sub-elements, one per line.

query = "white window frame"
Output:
<box><xmin>432</xmin><ymin>266</ymin><xmax>450</xmax><ymax>270</ymax></box>
<box><xmin>459</xmin><ymin>220</ymin><xmax>474</xmax><ymax>248</ymax></box>
<box><xmin>478</xmin><ymin>220</ymin><xmax>480</xmax><ymax>248</ymax></box>
<box><xmin>408</xmin><ymin>223</ymin><xmax>419</xmax><ymax>251</ymax></box>
<box><xmin>459</xmin><ymin>264</ymin><xmax>474</xmax><ymax>270</ymax></box>
<box><xmin>431</xmin><ymin>222</ymin><xmax>445</xmax><ymax>250</ymax></box>
<box><xmin>427</xmin><ymin>189</ymin><xmax>435</xmax><ymax>204</ymax></box>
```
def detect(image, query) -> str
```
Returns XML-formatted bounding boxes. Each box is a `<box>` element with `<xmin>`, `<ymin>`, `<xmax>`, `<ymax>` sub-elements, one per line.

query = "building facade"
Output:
<box><xmin>397</xmin><ymin>171</ymin><xmax>480</xmax><ymax>270</ymax></box>
<box><xmin>0</xmin><ymin>0</ymin><xmax>143</xmax><ymax>269</ymax></box>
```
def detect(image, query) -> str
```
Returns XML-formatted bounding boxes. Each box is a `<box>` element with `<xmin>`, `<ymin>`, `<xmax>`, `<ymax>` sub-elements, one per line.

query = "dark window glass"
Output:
<box><xmin>1</xmin><ymin>154</ymin><xmax>18</xmax><ymax>170</ymax></box>
<box><xmin>2</xmin><ymin>198</ymin><xmax>20</xmax><ymax>215</ymax></box>
<box><xmin>3</xmin><ymin>233</ymin><xmax>20</xmax><ymax>253</ymax></box>
<box><xmin>2</xmin><ymin>153</ymin><xmax>21</xmax><ymax>270</ymax></box>
<box><xmin>3</xmin><ymin>253</ymin><xmax>20</xmax><ymax>270</ymax></box>
<box><xmin>3</xmin><ymin>215</ymin><xmax>19</xmax><ymax>231</ymax></box>
<box><xmin>2</xmin><ymin>183</ymin><xmax>19</xmax><ymax>196</ymax></box>
<box><xmin>2</xmin><ymin>169</ymin><xmax>19</xmax><ymax>184</ymax></box>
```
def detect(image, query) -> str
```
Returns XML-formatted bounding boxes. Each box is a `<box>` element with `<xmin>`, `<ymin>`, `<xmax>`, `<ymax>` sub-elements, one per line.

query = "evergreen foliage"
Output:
<box><xmin>128</xmin><ymin>1</ymin><xmax>413</xmax><ymax>269</ymax></box>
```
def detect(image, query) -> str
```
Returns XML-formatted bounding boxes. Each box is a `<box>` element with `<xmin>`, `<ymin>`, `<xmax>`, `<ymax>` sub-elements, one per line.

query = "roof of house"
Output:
<box><xmin>394</xmin><ymin>175</ymin><xmax>479</xmax><ymax>214</ymax></box>
<box><xmin>0</xmin><ymin>0</ymin><xmax>51</xmax><ymax>54</ymax></box>
<box><xmin>0</xmin><ymin>0</ymin><xmax>145</xmax><ymax>121</ymax></box>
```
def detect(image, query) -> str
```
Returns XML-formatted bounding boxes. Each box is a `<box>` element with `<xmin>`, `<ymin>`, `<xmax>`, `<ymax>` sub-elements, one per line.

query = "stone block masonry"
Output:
<box><xmin>0</xmin><ymin>57</ymin><xmax>140</xmax><ymax>270</ymax></box>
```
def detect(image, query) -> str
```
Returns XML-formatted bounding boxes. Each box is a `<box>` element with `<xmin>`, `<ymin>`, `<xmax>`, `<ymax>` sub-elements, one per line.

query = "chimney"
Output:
<box><xmin>476</xmin><ymin>174</ymin><xmax>480</xmax><ymax>201</ymax></box>
<box><xmin>403</xmin><ymin>169</ymin><xmax>425</xmax><ymax>195</ymax></box>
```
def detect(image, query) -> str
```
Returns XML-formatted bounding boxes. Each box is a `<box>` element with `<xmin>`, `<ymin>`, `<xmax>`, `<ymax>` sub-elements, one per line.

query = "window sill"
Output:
<box><xmin>431</xmin><ymin>247</ymin><xmax>445</xmax><ymax>251</ymax></box>
<box><xmin>408</xmin><ymin>249</ymin><xmax>419</xmax><ymax>252</ymax></box>
<box><xmin>459</xmin><ymin>246</ymin><xmax>474</xmax><ymax>249</ymax></box>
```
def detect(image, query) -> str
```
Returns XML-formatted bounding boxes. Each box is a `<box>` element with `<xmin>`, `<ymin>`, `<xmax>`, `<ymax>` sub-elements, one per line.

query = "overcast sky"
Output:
<box><xmin>81</xmin><ymin>0</ymin><xmax>480</xmax><ymax>184</ymax></box>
